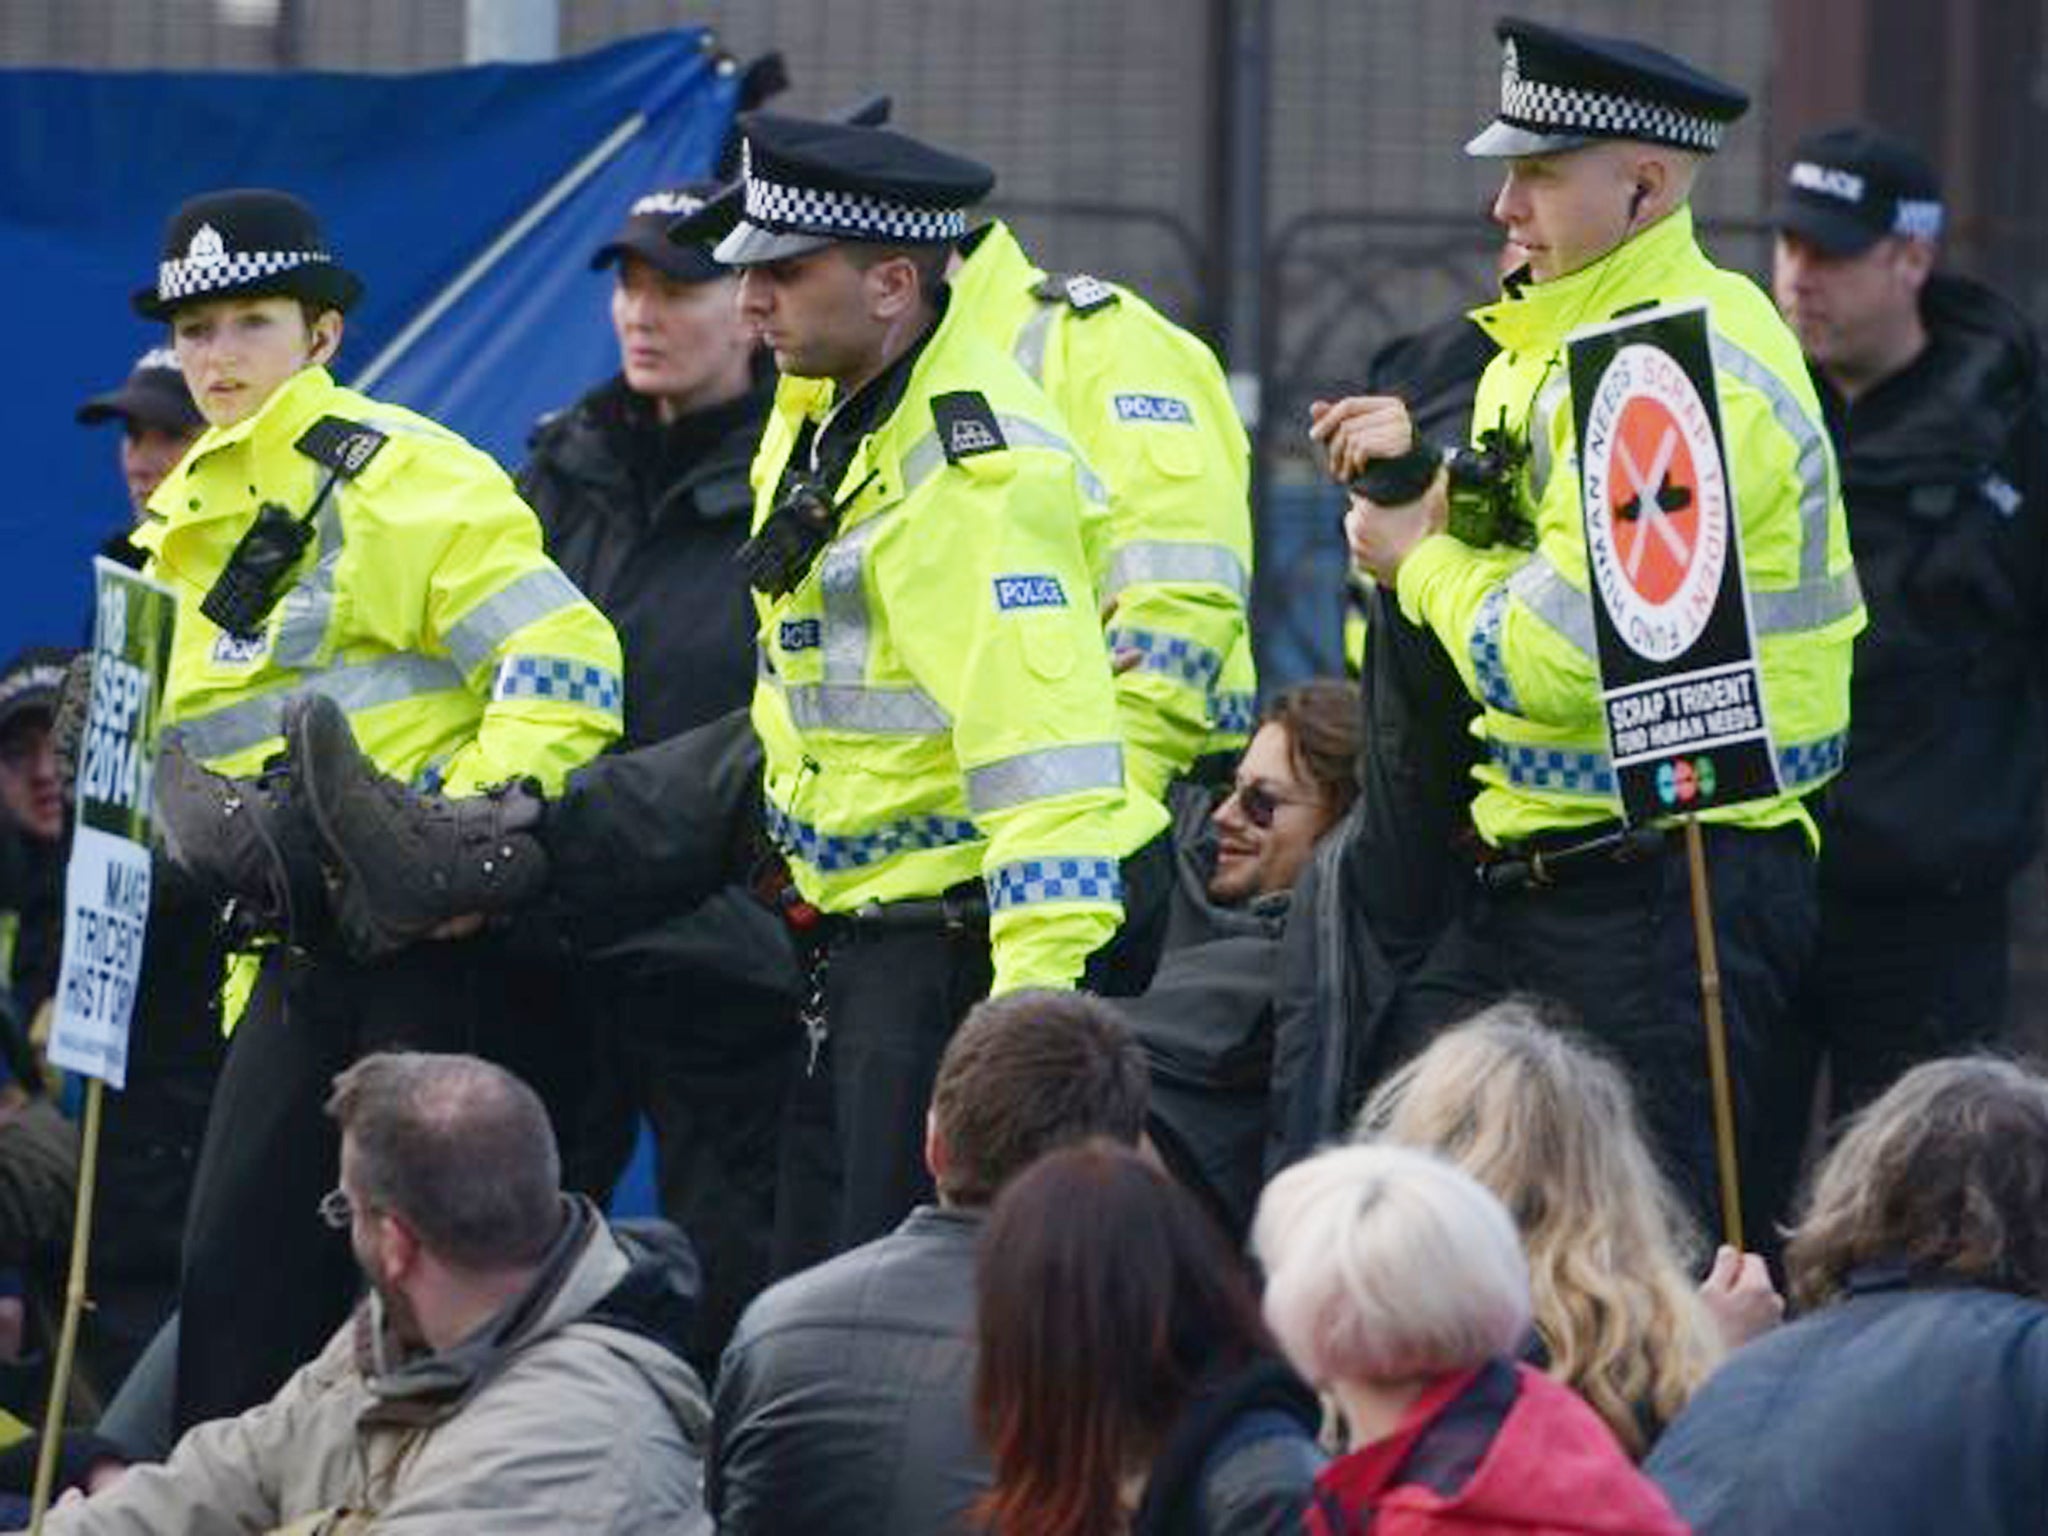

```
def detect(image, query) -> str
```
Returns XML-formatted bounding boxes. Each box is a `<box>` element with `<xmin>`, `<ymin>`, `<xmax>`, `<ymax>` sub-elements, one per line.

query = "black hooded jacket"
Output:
<box><xmin>1816</xmin><ymin>274</ymin><xmax>2048</xmax><ymax>895</ymax></box>
<box><xmin>520</xmin><ymin>359</ymin><xmax>774</xmax><ymax>750</ymax></box>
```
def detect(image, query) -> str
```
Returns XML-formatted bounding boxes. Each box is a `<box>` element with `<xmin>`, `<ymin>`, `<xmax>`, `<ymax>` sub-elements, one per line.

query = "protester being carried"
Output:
<box><xmin>1254</xmin><ymin>1142</ymin><xmax>1688</xmax><ymax>1535</ymax></box>
<box><xmin>1647</xmin><ymin>1057</ymin><xmax>2048</xmax><ymax>1536</ymax></box>
<box><xmin>1357</xmin><ymin>999</ymin><xmax>1776</xmax><ymax>1456</ymax></box>
<box><xmin>973</xmin><ymin>1141</ymin><xmax>1323</xmax><ymax>1536</ymax></box>
<box><xmin>1129</xmin><ymin>679</ymin><xmax>1360</xmax><ymax>1236</ymax></box>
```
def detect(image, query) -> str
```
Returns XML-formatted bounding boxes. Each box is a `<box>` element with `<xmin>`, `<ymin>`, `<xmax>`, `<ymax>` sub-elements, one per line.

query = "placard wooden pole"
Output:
<box><xmin>1683</xmin><ymin>817</ymin><xmax>1744</xmax><ymax>1251</ymax></box>
<box><xmin>28</xmin><ymin>1078</ymin><xmax>104</xmax><ymax>1531</ymax></box>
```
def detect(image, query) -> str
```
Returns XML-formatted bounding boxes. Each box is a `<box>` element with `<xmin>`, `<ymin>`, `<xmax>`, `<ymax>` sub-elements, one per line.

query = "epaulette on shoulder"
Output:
<box><xmin>292</xmin><ymin>415</ymin><xmax>389</xmax><ymax>479</ymax></box>
<box><xmin>1032</xmin><ymin>272</ymin><xmax>1120</xmax><ymax>316</ymax></box>
<box><xmin>931</xmin><ymin>390</ymin><xmax>1008</xmax><ymax>464</ymax></box>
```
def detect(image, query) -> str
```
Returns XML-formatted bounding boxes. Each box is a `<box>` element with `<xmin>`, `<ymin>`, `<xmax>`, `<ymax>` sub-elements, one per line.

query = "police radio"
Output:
<box><xmin>197</xmin><ymin>415</ymin><xmax>388</xmax><ymax>641</ymax></box>
<box><xmin>737</xmin><ymin>468</ymin><xmax>879</xmax><ymax>598</ymax></box>
<box><xmin>1343</xmin><ymin>408</ymin><xmax>1534</xmax><ymax>551</ymax></box>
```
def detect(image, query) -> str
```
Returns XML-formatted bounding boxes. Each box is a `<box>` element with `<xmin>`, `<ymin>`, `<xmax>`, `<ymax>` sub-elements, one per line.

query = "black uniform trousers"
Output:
<box><xmin>1401</xmin><ymin>822</ymin><xmax>1819</xmax><ymax>1250</ymax></box>
<box><xmin>777</xmin><ymin>831</ymin><xmax>1175</xmax><ymax>1266</ymax></box>
<box><xmin>1804</xmin><ymin>884</ymin><xmax>2009</xmax><ymax>1118</ymax></box>
<box><xmin>172</xmin><ymin>936</ymin><xmax>510</xmax><ymax>1431</ymax></box>
<box><xmin>568</xmin><ymin>960</ymin><xmax>799</xmax><ymax>1381</ymax></box>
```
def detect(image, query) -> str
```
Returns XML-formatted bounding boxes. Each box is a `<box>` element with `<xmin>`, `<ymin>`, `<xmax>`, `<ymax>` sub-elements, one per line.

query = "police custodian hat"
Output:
<box><xmin>1467</xmin><ymin>16</ymin><xmax>1749</xmax><ymax>159</ymax></box>
<box><xmin>591</xmin><ymin>183</ymin><xmax>729</xmax><ymax>283</ymax></box>
<box><xmin>707</xmin><ymin>111</ymin><xmax>995</xmax><ymax>267</ymax></box>
<box><xmin>134</xmin><ymin>188</ymin><xmax>364</xmax><ymax>321</ymax></box>
<box><xmin>76</xmin><ymin>346</ymin><xmax>203</xmax><ymax>434</ymax></box>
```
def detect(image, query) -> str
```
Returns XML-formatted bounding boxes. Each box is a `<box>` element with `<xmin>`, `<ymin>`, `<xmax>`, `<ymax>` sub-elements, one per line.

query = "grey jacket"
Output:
<box><xmin>710</xmin><ymin>1205</ymin><xmax>986</xmax><ymax>1536</ymax></box>
<box><xmin>32</xmin><ymin>1200</ymin><xmax>711</xmax><ymax>1535</ymax></box>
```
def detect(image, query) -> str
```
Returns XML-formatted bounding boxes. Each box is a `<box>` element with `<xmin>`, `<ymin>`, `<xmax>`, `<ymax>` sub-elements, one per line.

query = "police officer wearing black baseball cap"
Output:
<box><xmin>1771</xmin><ymin>124</ymin><xmax>2048</xmax><ymax>1125</ymax></box>
<box><xmin>77</xmin><ymin>348</ymin><xmax>205</xmax><ymax>567</ymax></box>
<box><xmin>518</xmin><ymin>176</ymin><xmax>784</xmax><ymax>1377</ymax></box>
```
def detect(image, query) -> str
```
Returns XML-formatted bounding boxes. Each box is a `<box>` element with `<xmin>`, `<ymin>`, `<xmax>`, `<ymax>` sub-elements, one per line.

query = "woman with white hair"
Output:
<box><xmin>1251</xmin><ymin>1145</ymin><xmax>1686</xmax><ymax>1535</ymax></box>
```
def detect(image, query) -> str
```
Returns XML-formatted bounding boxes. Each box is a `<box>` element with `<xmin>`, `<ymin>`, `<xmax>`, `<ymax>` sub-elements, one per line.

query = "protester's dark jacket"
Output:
<box><xmin>708</xmin><ymin>1205</ymin><xmax>986</xmax><ymax>1536</ymax></box>
<box><xmin>522</xmin><ymin>361</ymin><xmax>798</xmax><ymax>996</ymax></box>
<box><xmin>1311</xmin><ymin>1360</ymin><xmax>1685</xmax><ymax>1536</ymax></box>
<box><xmin>1817</xmin><ymin>273</ymin><xmax>2048</xmax><ymax>895</ymax></box>
<box><xmin>1645</xmin><ymin>1269</ymin><xmax>2048</xmax><ymax>1536</ymax></box>
<box><xmin>521</xmin><ymin>361</ymin><xmax>772</xmax><ymax>751</ymax></box>
<box><xmin>1124</xmin><ymin>789</ymin><xmax>1291</xmax><ymax>1238</ymax></box>
<box><xmin>1265</xmin><ymin>799</ymin><xmax>1400</xmax><ymax>1174</ymax></box>
<box><xmin>1131</xmin><ymin>1354</ymin><xmax>1326</xmax><ymax>1536</ymax></box>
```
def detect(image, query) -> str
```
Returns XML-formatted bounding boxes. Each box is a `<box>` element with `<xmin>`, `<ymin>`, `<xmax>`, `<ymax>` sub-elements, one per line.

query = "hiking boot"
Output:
<box><xmin>152</xmin><ymin>735</ymin><xmax>325</xmax><ymax>942</ymax></box>
<box><xmin>287</xmin><ymin>693</ymin><xmax>549</xmax><ymax>960</ymax></box>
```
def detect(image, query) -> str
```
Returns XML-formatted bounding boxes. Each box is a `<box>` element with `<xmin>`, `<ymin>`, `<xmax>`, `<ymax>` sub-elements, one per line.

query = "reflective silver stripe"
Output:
<box><xmin>444</xmin><ymin>567</ymin><xmax>589</xmax><ymax>675</ymax></box>
<box><xmin>1710</xmin><ymin>333</ymin><xmax>1832</xmax><ymax>586</ymax></box>
<box><xmin>1752</xmin><ymin>566</ymin><xmax>1864</xmax><ymax>635</ymax></box>
<box><xmin>1506</xmin><ymin>553</ymin><xmax>1595</xmax><ymax>658</ymax></box>
<box><xmin>164</xmin><ymin>652</ymin><xmax>467</xmax><ymax>762</ymax></box>
<box><xmin>781</xmin><ymin>681</ymin><xmax>949</xmax><ymax>734</ymax></box>
<box><xmin>271</xmin><ymin>475</ymin><xmax>346</xmax><ymax>669</ymax></box>
<box><xmin>965</xmin><ymin>741</ymin><xmax>1124</xmax><ymax>814</ymax></box>
<box><xmin>820</xmin><ymin>516</ymin><xmax>891</xmax><ymax>685</ymax></box>
<box><xmin>1013</xmin><ymin>302</ymin><xmax>1057</xmax><ymax>383</ymax></box>
<box><xmin>901</xmin><ymin>433</ymin><xmax>948</xmax><ymax>498</ymax></box>
<box><xmin>999</xmin><ymin>415</ymin><xmax>1108</xmax><ymax>503</ymax></box>
<box><xmin>898</xmin><ymin>417</ymin><xmax>1108</xmax><ymax>505</ymax></box>
<box><xmin>1526</xmin><ymin>373</ymin><xmax>1569</xmax><ymax>503</ymax></box>
<box><xmin>1101</xmin><ymin>541</ymin><xmax>1250</xmax><ymax>602</ymax></box>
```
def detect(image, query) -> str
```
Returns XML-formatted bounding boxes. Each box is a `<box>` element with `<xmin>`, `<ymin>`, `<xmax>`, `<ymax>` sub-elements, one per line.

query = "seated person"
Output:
<box><xmin>974</xmin><ymin>1141</ymin><xmax>1323</xmax><ymax>1535</ymax></box>
<box><xmin>1358</xmin><ymin>1001</ymin><xmax>1777</xmax><ymax>1456</ymax></box>
<box><xmin>1128</xmin><ymin>679</ymin><xmax>1359</xmax><ymax>1235</ymax></box>
<box><xmin>709</xmin><ymin>989</ymin><xmax>1147</xmax><ymax>1536</ymax></box>
<box><xmin>24</xmin><ymin>1051</ymin><xmax>710</xmax><ymax>1535</ymax></box>
<box><xmin>1253</xmin><ymin>1143</ymin><xmax>1687</xmax><ymax>1535</ymax></box>
<box><xmin>1646</xmin><ymin>1057</ymin><xmax>2048</xmax><ymax>1536</ymax></box>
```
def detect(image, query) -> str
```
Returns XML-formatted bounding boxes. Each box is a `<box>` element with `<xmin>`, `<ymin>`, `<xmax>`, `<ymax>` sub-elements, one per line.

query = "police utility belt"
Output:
<box><xmin>1475</xmin><ymin>823</ymin><xmax>1671</xmax><ymax>893</ymax></box>
<box><xmin>750</xmin><ymin>855</ymin><xmax>989</xmax><ymax>941</ymax></box>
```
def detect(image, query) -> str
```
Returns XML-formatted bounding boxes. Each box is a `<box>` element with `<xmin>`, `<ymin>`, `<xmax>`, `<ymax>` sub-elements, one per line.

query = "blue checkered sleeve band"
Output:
<box><xmin>491</xmin><ymin>655</ymin><xmax>623</xmax><ymax>716</ymax></box>
<box><xmin>1210</xmin><ymin>690</ymin><xmax>1258</xmax><ymax>739</ymax></box>
<box><xmin>986</xmin><ymin>857</ymin><xmax>1124</xmax><ymax>913</ymax></box>
<box><xmin>765</xmin><ymin>802</ymin><xmax>980</xmax><ymax>875</ymax></box>
<box><xmin>1777</xmin><ymin>733</ymin><xmax>1846</xmax><ymax>787</ymax></box>
<box><xmin>1489</xmin><ymin>731</ymin><xmax>1849</xmax><ymax>799</ymax></box>
<box><xmin>1469</xmin><ymin>587</ymin><xmax>1521</xmax><ymax>715</ymax></box>
<box><xmin>1105</xmin><ymin>626</ymin><xmax>1224</xmax><ymax>692</ymax></box>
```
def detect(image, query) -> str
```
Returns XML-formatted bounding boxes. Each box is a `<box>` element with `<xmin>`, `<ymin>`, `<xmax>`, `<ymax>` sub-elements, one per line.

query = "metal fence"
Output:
<box><xmin>0</xmin><ymin>0</ymin><xmax>2028</xmax><ymax>681</ymax></box>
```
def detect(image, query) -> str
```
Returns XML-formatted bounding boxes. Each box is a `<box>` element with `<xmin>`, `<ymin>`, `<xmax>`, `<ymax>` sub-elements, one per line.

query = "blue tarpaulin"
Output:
<box><xmin>0</xmin><ymin>30</ymin><xmax>739</xmax><ymax>653</ymax></box>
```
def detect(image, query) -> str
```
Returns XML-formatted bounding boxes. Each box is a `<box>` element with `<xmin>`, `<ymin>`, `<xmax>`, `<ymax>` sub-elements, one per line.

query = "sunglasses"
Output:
<box><xmin>1224</xmin><ymin>779</ymin><xmax>1317</xmax><ymax>830</ymax></box>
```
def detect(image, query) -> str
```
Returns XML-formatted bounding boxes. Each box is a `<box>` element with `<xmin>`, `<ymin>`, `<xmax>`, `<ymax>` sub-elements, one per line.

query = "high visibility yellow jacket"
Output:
<box><xmin>1393</xmin><ymin>208</ymin><xmax>1864</xmax><ymax>846</ymax></box>
<box><xmin>950</xmin><ymin>222</ymin><xmax>1257</xmax><ymax>794</ymax></box>
<box><xmin>750</xmin><ymin>298</ymin><xmax>1167</xmax><ymax>994</ymax></box>
<box><xmin>137</xmin><ymin>366</ymin><xmax>622</xmax><ymax>796</ymax></box>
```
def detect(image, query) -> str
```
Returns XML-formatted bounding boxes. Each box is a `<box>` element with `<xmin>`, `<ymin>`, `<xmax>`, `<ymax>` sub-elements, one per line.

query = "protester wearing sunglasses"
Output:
<box><xmin>1208</xmin><ymin>683</ymin><xmax>1359</xmax><ymax>907</ymax></box>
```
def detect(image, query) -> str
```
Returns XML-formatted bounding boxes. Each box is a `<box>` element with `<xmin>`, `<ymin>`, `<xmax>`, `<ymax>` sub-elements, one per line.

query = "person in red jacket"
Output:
<box><xmin>1252</xmin><ymin>1145</ymin><xmax>1686</xmax><ymax>1536</ymax></box>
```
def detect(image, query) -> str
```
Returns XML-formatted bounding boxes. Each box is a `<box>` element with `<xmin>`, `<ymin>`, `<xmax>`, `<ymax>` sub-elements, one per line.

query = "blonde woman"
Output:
<box><xmin>1357</xmin><ymin>1000</ymin><xmax>1776</xmax><ymax>1455</ymax></box>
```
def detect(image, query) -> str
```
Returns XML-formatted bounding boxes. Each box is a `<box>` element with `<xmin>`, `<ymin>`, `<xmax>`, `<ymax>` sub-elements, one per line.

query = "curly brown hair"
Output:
<box><xmin>1786</xmin><ymin>1056</ymin><xmax>2048</xmax><ymax>1311</ymax></box>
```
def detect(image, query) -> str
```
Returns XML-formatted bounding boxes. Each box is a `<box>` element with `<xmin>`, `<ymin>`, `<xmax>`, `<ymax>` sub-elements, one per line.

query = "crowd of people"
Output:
<box><xmin>0</xmin><ymin>9</ymin><xmax>2045</xmax><ymax>1534</ymax></box>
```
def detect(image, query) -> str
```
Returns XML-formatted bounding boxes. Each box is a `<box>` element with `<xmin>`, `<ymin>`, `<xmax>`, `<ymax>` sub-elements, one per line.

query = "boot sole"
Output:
<box><xmin>292</xmin><ymin>697</ymin><xmax>420</xmax><ymax>949</ymax></box>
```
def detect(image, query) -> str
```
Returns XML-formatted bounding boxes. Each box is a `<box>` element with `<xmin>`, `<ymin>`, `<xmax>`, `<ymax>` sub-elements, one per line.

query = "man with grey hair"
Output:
<box><xmin>25</xmin><ymin>1052</ymin><xmax>710</xmax><ymax>1535</ymax></box>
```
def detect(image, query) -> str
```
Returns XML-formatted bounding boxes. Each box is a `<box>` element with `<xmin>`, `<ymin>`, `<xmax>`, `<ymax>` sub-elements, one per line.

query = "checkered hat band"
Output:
<box><xmin>1501</xmin><ymin>74</ymin><xmax>1725</xmax><ymax>152</ymax></box>
<box><xmin>158</xmin><ymin>249</ymin><xmax>331</xmax><ymax>303</ymax></box>
<box><xmin>743</xmin><ymin>173</ymin><xmax>967</xmax><ymax>244</ymax></box>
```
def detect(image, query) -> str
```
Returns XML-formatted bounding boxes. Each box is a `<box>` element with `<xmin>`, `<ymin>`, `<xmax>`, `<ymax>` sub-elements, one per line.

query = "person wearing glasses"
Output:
<box><xmin>1123</xmin><ymin>679</ymin><xmax>1361</xmax><ymax>1237</ymax></box>
<box><xmin>30</xmin><ymin>1052</ymin><xmax>711</xmax><ymax>1534</ymax></box>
